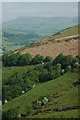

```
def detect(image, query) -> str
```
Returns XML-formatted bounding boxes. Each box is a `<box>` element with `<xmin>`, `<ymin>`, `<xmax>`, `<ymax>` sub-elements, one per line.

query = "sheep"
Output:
<box><xmin>61</xmin><ymin>69</ymin><xmax>65</xmax><ymax>74</ymax></box>
<box><xmin>33</xmin><ymin>85</ymin><xmax>35</xmax><ymax>88</ymax></box>
<box><xmin>22</xmin><ymin>91</ymin><xmax>25</xmax><ymax>94</ymax></box>
<box><xmin>42</xmin><ymin>97</ymin><xmax>48</xmax><ymax>105</ymax></box>
<box><xmin>43</xmin><ymin>97</ymin><xmax>48</xmax><ymax>103</ymax></box>
<box><xmin>18</xmin><ymin>114</ymin><xmax>21</xmax><ymax>118</ymax></box>
<box><xmin>4</xmin><ymin>100</ymin><xmax>8</xmax><ymax>104</ymax></box>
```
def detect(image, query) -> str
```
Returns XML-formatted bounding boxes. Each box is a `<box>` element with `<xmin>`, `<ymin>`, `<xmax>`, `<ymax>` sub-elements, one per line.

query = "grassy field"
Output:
<box><xmin>2</xmin><ymin>71</ymin><xmax>79</xmax><ymax>118</ymax></box>
<box><xmin>2</xmin><ymin>65</ymin><xmax>34</xmax><ymax>81</ymax></box>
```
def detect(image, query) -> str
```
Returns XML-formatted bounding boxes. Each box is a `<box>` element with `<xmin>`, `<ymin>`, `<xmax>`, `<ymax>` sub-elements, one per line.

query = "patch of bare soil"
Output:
<box><xmin>14</xmin><ymin>36</ymin><xmax>79</xmax><ymax>58</ymax></box>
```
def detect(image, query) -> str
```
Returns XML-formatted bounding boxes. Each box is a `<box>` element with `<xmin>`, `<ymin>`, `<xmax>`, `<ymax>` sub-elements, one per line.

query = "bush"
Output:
<box><xmin>38</xmin><ymin>69</ymin><xmax>50</xmax><ymax>82</ymax></box>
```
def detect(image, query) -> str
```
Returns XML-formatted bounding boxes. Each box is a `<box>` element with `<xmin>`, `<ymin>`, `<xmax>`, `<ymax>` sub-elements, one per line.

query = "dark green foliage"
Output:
<box><xmin>44</xmin><ymin>56</ymin><xmax>52</xmax><ymax>62</ymax></box>
<box><xmin>38</xmin><ymin>69</ymin><xmax>50</xmax><ymax>82</ymax></box>
<box><xmin>49</xmin><ymin>66</ymin><xmax>55</xmax><ymax>79</ymax></box>
<box><xmin>2</xmin><ymin>53</ymin><xmax>20</xmax><ymax>66</ymax></box>
<box><xmin>2</xmin><ymin>69</ymin><xmax>39</xmax><ymax>103</ymax></box>
<box><xmin>52</xmin><ymin>53</ymin><xmax>64</xmax><ymax>66</ymax></box>
<box><xmin>18</xmin><ymin>53</ymin><xmax>32</xmax><ymax>66</ymax></box>
<box><xmin>44</xmin><ymin>61</ymin><xmax>52</xmax><ymax>70</ymax></box>
<box><xmin>54</xmin><ymin>63</ymin><xmax>62</xmax><ymax>78</ymax></box>
<box><xmin>52</xmin><ymin>53</ymin><xmax>73</xmax><ymax>69</ymax></box>
<box><xmin>35</xmin><ymin>64</ymin><xmax>44</xmax><ymax>71</ymax></box>
<box><xmin>31</xmin><ymin>54</ymin><xmax>44</xmax><ymax>65</ymax></box>
<box><xmin>2</xmin><ymin>107</ymin><xmax>19</xmax><ymax>119</ymax></box>
<box><xmin>2</xmin><ymin>53</ymin><xmax>32</xmax><ymax>66</ymax></box>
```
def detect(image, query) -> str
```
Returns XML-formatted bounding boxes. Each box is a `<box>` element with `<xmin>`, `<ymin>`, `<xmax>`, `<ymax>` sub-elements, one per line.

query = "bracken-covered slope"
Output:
<box><xmin>14</xmin><ymin>25</ymin><xmax>79</xmax><ymax>58</ymax></box>
<box><xmin>3</xmin><ymin>72</ymin><xmax>79</xmax><ymax>118</ymax></box>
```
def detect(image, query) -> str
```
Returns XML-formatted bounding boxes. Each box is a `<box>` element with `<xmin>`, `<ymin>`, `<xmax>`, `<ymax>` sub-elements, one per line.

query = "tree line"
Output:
<box><xmin>2</xmin><ymin>53</ymin><xmax>52</xmax><ymax>66</ymax></box>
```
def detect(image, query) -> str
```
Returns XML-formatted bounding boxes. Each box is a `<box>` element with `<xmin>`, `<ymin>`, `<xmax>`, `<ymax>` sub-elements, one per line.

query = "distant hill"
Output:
<box><xmin>14</xmin><ymin>25</ymin><xmax>79</xmax><ymax>58</ymax></box>
<box><xmin>2</xmin><ymin>17</ymin><xmax>77</xmax><ymax>52</ymax></box>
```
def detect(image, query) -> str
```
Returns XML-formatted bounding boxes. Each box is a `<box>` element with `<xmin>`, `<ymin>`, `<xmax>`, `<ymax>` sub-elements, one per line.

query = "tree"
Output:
<box><xmin>18</xmin><ymin>53</ymin><xmax>32</xmax><ymax>66</ymax></box>
<box><xmin>52</xmin><ymin>53</ymin><xmax>64</xmax><ymax>66</ymax></box>
<box><xmin>38</xmin><ymin>69</ymin><xmax>50</xmax><ymax>82</ymax></box>
<box><xmin>32</xmin><ymin>54</ymin><xmax>44</xmax><ymax>65</ymax></box>
<box><xmin>62</xmin><ymin>55</ymin><xmax>73</xmax><ymax>69</ymax></box>
<box><xmin>44</xmin><ymin>56</ymin><xmax>52</xmax><ymax>62</ymax></box>
<box><xmin>52</xmin><ymin>54</ymin><xmax>73</xmax><ymax>69</ymax></box>
<box><xmin>49</xmin><ymin>67</ymin><xmax>55</xmax><ymax>80</ymax></box>
<box><xmin>54</xmin><ymin>63</ymin><xmax>61</xmax><ymax>78</ymax></box>
<box><xmin>44</xmin><ymin>61</ymin><xmax>52</xmax><ymax>70</ymax></box>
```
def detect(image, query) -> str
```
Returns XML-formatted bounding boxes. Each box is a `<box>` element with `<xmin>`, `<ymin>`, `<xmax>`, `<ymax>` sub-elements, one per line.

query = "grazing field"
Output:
<box><xmin>3</xmin><ymin>71</ymin><xmax>79</xmax><ymax>118</ymax></box>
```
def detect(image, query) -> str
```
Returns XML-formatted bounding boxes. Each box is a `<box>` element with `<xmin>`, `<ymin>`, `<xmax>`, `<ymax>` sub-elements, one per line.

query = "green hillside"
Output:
<box><xmin>3</xmin><ymin>71</ymin><xmax>79</xmax><ymax>118</ymax></box>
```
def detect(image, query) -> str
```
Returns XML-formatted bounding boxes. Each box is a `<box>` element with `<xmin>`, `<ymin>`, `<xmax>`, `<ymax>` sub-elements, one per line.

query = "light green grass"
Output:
<box><xmin>3</xmin><ymin>72</ymin><xmax>78</xmax><ymax>118</ymax></box>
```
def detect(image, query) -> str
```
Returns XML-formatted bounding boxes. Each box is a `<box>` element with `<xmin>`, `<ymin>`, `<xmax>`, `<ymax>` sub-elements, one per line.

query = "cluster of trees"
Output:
<box><xmin>3</xmin><ymin>69</ymin><xmax>39</xmax><ymax>104</ymax></box>
<box><xmin>2</xmin><ymin>53</ymin><xmax>80</xmax><ymax>118</ymax></box>
<box><xmin>2</xmin><ymin>53</ymin><xmax>52</xmax><ymax>66</ymax></box>
<box><xmin>2</xmin><ymin>53</ymin><xmax>80</xmax><ymax>104</ymax></box>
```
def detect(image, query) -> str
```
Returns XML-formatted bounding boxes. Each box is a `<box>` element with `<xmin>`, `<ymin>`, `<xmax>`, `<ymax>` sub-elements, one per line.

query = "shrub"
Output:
<box><xmin>38</xmin><ymin>72</ymin><xmax>50</xmax><ymax>82</ymax></box>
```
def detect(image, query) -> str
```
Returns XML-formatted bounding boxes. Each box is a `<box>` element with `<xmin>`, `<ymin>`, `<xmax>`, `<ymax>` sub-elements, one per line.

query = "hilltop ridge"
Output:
<box><xmin>14</xmin><ymin>25</ymin><xmax>79</xmax><ymax>58</ymax></box>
